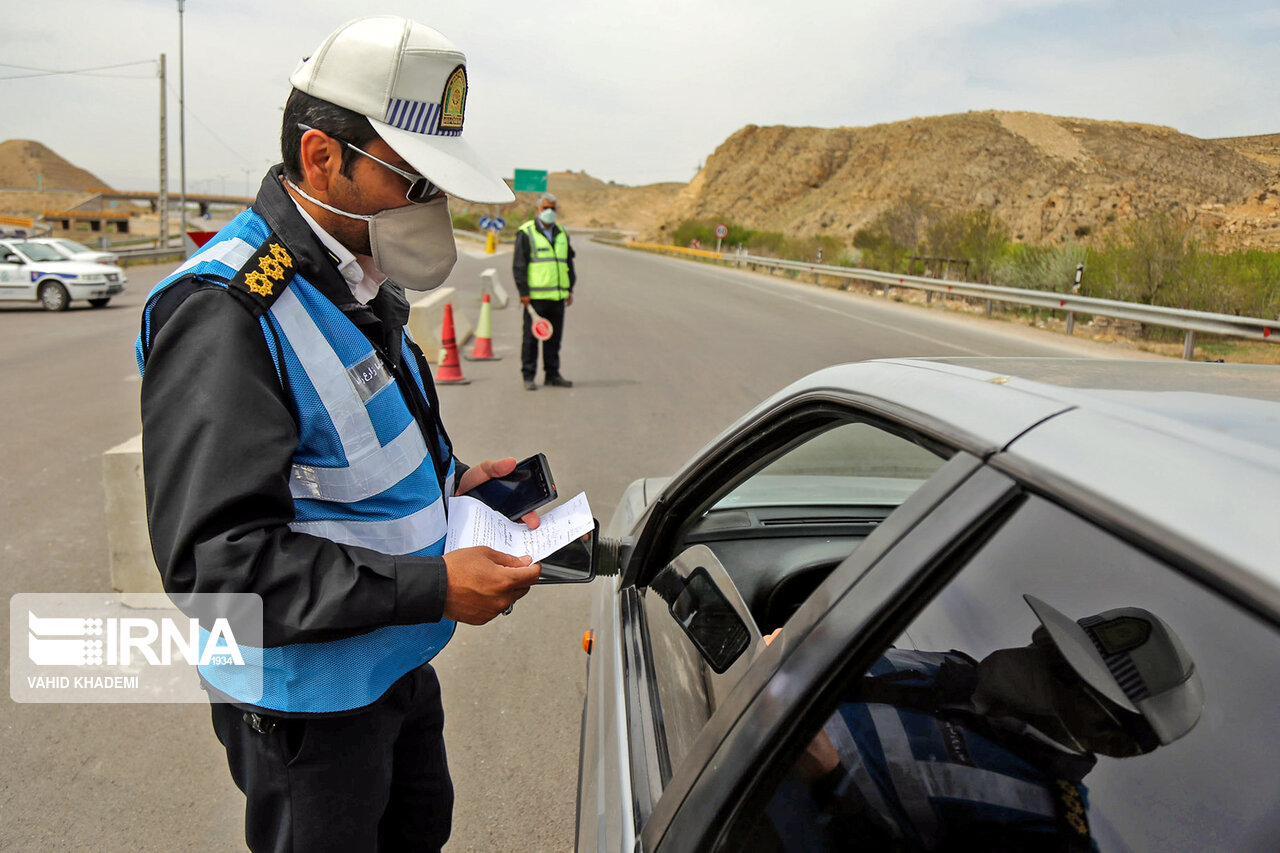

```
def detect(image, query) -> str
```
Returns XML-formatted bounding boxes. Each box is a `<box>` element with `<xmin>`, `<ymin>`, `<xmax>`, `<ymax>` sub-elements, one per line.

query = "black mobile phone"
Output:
<box><xmin>466</xmin><ymin>453</ymin><xmax>557</xmax><ymax>521</ymax></box>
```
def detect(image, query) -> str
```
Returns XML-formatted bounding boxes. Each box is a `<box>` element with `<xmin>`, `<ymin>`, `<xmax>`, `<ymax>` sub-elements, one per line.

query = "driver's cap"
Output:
<box><xmin>1024</xmin><ymin>595</ymin><xmax>1204</xmax><ymax>745</ymax></box>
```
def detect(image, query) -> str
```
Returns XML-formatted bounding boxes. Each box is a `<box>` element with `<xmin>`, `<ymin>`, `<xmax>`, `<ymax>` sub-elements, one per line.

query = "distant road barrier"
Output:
<box><xmin>612</xmin><ymin>240</ymin><xmax>1277</xmax><ymax>359</ymax></box>
<box><xmin>627</xmin><ymin>240</ymin><xmax>725</xmax><ymax>261</ymax></box>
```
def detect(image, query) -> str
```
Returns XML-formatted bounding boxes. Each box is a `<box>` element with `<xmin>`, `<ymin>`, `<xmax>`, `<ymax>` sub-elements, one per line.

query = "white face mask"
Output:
<box><xmin>287</xmin><ymin>180</ymin><xmax>457</xmax><ymax>291</ymax></box>
<box><xmin>539</xmin><ymin>208</ymin><xmax>557</xmax><ymax>226</ymax></box>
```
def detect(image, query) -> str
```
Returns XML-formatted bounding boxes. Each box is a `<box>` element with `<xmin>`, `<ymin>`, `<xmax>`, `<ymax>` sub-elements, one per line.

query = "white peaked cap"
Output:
<box><xmin>290</xmin><ymin>16</ymin><xmax>514</xmax><ymax>204</ymax></box>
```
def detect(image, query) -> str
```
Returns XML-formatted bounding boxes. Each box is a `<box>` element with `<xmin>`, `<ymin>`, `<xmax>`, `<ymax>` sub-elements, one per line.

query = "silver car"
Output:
<box><xmin>576</xmin><ymin>358</ymin><xmax>1280</xmax><ymax>852</ymax></box>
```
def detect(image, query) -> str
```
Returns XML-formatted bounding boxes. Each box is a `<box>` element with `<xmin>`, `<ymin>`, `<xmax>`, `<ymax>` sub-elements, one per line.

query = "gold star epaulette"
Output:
<box><xmin>229</xmin><ymin>238</ymin><xmax>295</xmax><ymax>309</ymax></box>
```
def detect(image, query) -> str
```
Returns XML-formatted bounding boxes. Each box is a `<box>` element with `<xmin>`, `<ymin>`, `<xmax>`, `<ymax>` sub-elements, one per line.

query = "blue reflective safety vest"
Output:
<box><xmin>136</xmin><ymin>207</ymin><xmax>456</xmax><ymax>714</ymax></box>
<box><xmin>816</xmin><ymin>650</ymin><xmax>1096</xmax><ymax>851</ymax></box>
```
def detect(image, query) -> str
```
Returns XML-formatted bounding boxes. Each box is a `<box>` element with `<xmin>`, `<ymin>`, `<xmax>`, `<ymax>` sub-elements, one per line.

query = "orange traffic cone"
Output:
<box><xmin>434</xmin><ymin>303</ymin><xmax>470</xmax><ymax>385</ymax></box>
<box><xmin>465</xmin><ymin>293</ymin><xmax>501</xmax><ymax>361</ymax></box>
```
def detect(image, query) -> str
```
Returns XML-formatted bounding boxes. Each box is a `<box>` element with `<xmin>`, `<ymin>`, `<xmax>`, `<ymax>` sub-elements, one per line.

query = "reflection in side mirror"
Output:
<box><xmin>538</xmin><ymin>518</ymin><xmax>599</xmax><ymax>584</ymax></box>
<box><xmin>668</xmin><ymin>567</ymin><xmax>752</xmax><ymax>674</ymax></box>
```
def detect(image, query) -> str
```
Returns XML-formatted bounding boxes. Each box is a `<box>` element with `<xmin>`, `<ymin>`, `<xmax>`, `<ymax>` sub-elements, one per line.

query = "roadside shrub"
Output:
<box><xmin>853</xmin><ymin>193</ymin><xmax>939</xmax><ymax>273</ymax></box>
<box><xmin>851</xmin><ymin>196</ymin><xmax>1011</xmax><ymax>280</ymax></box>
<box><xmin>451</xmin><ymin>211</ymin><xmax>481</xmax><ymax>232</ymax></box>
<box><xmin>993</xmin><ymin>243</ymin><xmax>1088</xmax><ymax>292</ymax></box>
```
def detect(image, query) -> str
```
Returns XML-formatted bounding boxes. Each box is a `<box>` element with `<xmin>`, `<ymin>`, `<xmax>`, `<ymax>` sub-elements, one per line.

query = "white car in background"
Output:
<box><xmin>29</xmin><ymin>237</ymin><xmax>120</xmax><ymax>265</ymax></box>
<box><xmin>0</xmin><ymin>239</ymin><xmax>127</xmax><ymax>311</ymax></box>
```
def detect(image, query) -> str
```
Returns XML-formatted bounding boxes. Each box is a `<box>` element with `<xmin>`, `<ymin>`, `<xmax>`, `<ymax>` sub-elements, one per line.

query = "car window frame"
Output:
<box><xmin>620</xmin><ymin>398</ymin><xmax>971</xmax><ymax>821</ymax></box>
<box><xmin>640</xmin><ymin>464</ymin><xmax>1023</xmax><ymax>852</ymax></box>
<box><xmin>620</xmin><ymin>389</ymin><xmax>1032</xmax><ymax>591</ymax></box>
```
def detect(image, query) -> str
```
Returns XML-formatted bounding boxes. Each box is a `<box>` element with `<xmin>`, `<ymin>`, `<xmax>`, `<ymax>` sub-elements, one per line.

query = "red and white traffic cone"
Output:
<box><xmin>465</xmin><ymin>293</ymin><xmax>501</xmax><ymax>361</ymax></box>
<box><xmin>435</xmin><ymin>303</ymin><xmax>470</xmax><ymax>385</ymax></box>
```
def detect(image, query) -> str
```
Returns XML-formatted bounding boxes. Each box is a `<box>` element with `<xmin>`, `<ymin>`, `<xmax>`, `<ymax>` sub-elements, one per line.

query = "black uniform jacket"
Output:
<box><xmin>512</xmin><ymin>221</ymin><xmax>576</xmax><ymax>298</ymax></box>
<box><xmin>140</xmin><ymin>165</ymin><xmax>460</xmax><ymax>651</ymax></box>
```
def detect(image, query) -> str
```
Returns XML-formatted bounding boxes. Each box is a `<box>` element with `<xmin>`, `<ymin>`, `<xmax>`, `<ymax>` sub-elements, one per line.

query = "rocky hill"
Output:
<box><xmin>0</xmin><ymin>139</ymin><xmax>108</xmax><ymax>191</ymax></box>
<box><xmin>9</xmin><ymin>119</ymin><xmax>1280</xmax><ymax>251</ymax></box>
<box><xmin>652</xmin><ymin>111</ymin><xmax>1280</xmax><ymax>249</ymax></box>
<box><xmin>450</xmin><ymin>170</ymin><xmax>684</xmax><ymax>233</ymax></box>
<box><xmin>0</xmin><ymin>140</ymin><xmax>112</xmax><ymax>220</ymax></box>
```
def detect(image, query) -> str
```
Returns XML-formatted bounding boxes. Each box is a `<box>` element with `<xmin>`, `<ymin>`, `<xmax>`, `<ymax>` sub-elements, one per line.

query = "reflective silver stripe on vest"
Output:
<box><xmin>173</xmin><ymin>236</ymin><xmax>257</xmax><ymax>278</ymax></box>
<box><xmin>918</xmin><ymin>762</ymin><xmax>1056</xmax><ymax>817</ymax></box>
<box><xmin>825</xmin><ymin>713</ymin><xmax>904</xmax><ymax>841</ymax></box>
<box><xmin>289</xmin><ymin>421</ymin><xmax>428</xmax><ymax>503</ymax></box>
<box><xmin>869</xmin><ymin>703</ymin><xmax>941</xmax><ymax>847</ymax></box>
<box><xmin>273</xmin><ymin>288</ymin><xmax>380</xmax><ymax>460</ymax></box>
<box><xmin>288</xmin><ymin>498</ymin><xmax>447</xmax><ymax>554</ymax></box>
<box><xmin>527</xmin><ymin>256</ymin><xmax>565</xmax><ymax>263</ymax></box>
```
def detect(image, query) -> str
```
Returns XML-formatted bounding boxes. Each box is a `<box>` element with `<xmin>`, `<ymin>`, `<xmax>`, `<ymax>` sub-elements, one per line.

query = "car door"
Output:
<box><xmin>0</xmin><ymin>241</ymin><xmax>34</xmax><ymax>301</ymax></box>
<box><xmin>656</xmin><ymin>476</ymin><xmax>1280</xmax><ymax>851</ymax></box>
<box><xmin>584</xmin><ymin>372</ymin><xmax>1075</xmax><ymax>852</ymax></box>
<box><xmin>640</xmin><ymin>460</ymin><xmax>1019</xmax><ymax>852</ymax></box>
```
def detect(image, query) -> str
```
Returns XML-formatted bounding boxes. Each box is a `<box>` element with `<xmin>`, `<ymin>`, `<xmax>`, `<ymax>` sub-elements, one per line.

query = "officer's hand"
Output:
<box><xmin>566</xmin><ymin>294</ymin><xmax>573</xmax><ymax>307</ymax></box>
<box><xmin>442</xmin><ymin>546</ymin><xmax>541</xmax><ymax>625</ymax></box>
<box><xmin>455</xmin><ymin>457</ymin><xmax>540</xmax><ymax>528</ymax></box>
<box><xmin>520</xmin><ymin>296</ymin><xmax>531</xmax><ymax>306</ymax></box>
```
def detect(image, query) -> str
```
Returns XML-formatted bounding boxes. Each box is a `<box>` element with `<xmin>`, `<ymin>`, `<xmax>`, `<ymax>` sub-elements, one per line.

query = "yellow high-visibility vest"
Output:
<box><xmin>519</xmin><ymin>220</ymin><xmax>571</xmax><ymax>300</ymax></box>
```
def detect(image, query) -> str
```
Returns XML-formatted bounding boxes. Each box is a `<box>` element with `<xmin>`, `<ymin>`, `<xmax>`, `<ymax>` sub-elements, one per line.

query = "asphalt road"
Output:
<box><xmin>0</xmin><ymin>236</ymin><xmax>1163</xmax><ymax>852</ymax></box>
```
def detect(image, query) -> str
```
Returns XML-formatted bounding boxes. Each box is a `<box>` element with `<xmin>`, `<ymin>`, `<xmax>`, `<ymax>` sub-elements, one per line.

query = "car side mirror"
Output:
<box><xmin>650</xmin><ymin>545</ymin><xmax>761</xmax><ymax>675</ymax></box>
<box><xmin>3</xmin><ymin>255</ymin><xmax>21</xmax><ymax>264</ymax></box>
<box><xmin>538</xmin><ymin>519</ymin><xmax>600</xmax><ymax>583</ymax></box>
<box><xmin>668</xmin><ymin>567</ymin><xmax>753</xmax><ymax>673</ymax></box>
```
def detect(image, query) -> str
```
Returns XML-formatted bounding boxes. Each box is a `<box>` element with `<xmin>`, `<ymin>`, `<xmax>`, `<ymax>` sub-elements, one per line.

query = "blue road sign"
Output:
<box><xmin>492</xmin><ymin>217</ymin><xmax>506</xmax><ymax>231</ymax></box>
<box><xmin>479</xmin><ymin>216</ymin><xmax>493</xmax><ymax>230</ymax></box>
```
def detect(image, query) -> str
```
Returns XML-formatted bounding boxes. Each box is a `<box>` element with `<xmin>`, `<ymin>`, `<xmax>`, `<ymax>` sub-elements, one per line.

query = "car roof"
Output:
<box><xmin>769</xmin><ymin>358</ymin><xmax>1280</xmax><ymax>616</ymax></box>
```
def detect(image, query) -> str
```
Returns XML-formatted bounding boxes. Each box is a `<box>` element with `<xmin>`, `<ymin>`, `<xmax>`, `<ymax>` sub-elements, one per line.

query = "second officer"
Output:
<box><xmin>513</xmin><ymin>192</ymin><xmax>576</xmax><ymax>390</ymax></box>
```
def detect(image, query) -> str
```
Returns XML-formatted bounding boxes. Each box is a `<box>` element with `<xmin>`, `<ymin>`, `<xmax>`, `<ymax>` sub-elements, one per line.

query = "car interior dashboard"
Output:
<box><xmin>680</xmin><ymin>503</ymin><xmax>895</xmax><ymax>633</ymax></box>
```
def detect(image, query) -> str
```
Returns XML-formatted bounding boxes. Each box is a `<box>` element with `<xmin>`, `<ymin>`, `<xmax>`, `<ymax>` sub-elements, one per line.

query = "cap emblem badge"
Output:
<box><xmin>439</xmin><ymin>65</ymin><xmax>467</xmax><ymax>131</ymax></box>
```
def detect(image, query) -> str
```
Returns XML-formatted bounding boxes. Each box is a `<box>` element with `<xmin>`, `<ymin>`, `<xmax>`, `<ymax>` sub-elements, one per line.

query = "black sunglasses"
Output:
<box><xmin>297</xmin><ymin>124</ymin><xmax>443</xmax><ymax>203</ymax></box>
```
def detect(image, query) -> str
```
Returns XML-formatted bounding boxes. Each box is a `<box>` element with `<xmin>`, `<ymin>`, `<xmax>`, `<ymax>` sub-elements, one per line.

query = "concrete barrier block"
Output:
<box><xmin>408</xmin><ymin>287</ymin><xmax>474</xmax><ymax>363</ymax></box>
<box><xmin>102</xmin><ymin>434</ymin><xmax>163</xmax><ymax>595</ymax></box>
<box><xmin>481</xmin><ymin>268</ymin><xmax>509</xmax><ymax>309</ymax></box>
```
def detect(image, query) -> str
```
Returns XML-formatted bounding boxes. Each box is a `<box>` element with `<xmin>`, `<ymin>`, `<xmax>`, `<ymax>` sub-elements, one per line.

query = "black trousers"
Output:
<box><xmin>521</xmin><ymin>298</ymin><xmax>567</xmax><ymax>380</ymax></box>
<box><xmin>210</xmin><ymin>664</ymin><xmax>452</xmax><ymax>853</ymax></box>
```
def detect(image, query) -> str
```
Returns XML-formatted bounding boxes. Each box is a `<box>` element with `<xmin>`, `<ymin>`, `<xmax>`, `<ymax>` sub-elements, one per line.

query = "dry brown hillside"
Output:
<box><xmin>652</xmin><ymin>111</ymin><xmax>1280</xmax><ymax>249</ymax></box>
<box><xmin>0</xmin><ymin>139</ymin><xmax>108</xmax><ymax>191</ymax></box>
<box><xmin>1212</xmin><ymin>133</ymin><xmax>1280</xmax><ymax>169</ymax></box>
<box><xmin>0</xmin><ymin>139</ymin><xmax>111</xmax><ymax>220</ymax></box>
<box><xmin>452</xmin><ymin>170</ymin><xmax>684</xmax><ymax>233</ymax></box>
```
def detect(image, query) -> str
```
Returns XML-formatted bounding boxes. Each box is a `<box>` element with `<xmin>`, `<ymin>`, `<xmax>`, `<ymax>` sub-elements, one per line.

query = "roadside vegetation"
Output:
<box><xmin>664</xmin><ymin>202</ymin><xmax>1280</xmax><ymax>361</ymax></box>
<box><xmin>451</xmin><ymin>205</ymin><xmax>539</xmax><ymax>234</ymax></box>
<box><xmin>670</xmin><ymin>219</ymin><xmax>849</xmax><ymax>267</ymax></box>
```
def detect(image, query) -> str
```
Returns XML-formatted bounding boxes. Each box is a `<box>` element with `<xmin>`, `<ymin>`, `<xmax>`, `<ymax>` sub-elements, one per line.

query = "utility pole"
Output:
<box><xmin>158</xmin><ymin>54</ymin><xmax>169</xmax><ymax>249</ymax></box>
<box><xmin>178</xmin><ymin>0</ymin><xmax>187</xmax><ymax>245</ymax></box>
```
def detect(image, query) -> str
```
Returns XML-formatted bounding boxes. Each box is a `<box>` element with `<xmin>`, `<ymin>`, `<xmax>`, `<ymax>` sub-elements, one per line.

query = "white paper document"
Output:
<box><xmin>445</xmin><ymin>491</ymin><xmax>594</xmax><ymax>564</ymax></box>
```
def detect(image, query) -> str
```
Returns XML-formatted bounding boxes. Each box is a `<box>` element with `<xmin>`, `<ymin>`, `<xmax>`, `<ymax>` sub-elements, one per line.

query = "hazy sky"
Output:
<box><xmin>3</xmin><ymin>0</ymin><xmax>1278</xmax><ymax>194</ymax></box>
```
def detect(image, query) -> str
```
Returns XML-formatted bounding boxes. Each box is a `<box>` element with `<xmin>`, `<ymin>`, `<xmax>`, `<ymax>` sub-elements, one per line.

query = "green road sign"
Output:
<box><xmin>513</xmin><ymin>169</ymin><xmax>548</xmax><ymax>193</ymax></box>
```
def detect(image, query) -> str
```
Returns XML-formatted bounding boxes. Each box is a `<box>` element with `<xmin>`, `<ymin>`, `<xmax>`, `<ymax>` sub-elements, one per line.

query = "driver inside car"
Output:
<box><xmin>755</xmin><ymin>595</ymin><xmax>1204</xmax><ymax>852</ymax></box>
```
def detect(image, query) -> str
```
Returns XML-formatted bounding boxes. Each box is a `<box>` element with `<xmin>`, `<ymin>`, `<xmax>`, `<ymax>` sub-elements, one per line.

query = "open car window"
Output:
<box><xmin>679</xmin><ymin>419</ymin><xmax>951</xmax><ymax>633</ymax></box>
<box><xmin>711</xmin><ymin>422</ymin><xmax>949</xmax><ymax>511</ymax></box>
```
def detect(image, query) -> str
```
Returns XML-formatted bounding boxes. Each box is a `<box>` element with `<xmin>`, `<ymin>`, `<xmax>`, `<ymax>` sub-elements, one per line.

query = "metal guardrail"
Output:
<box><xmin>114</xmin><ymin>244</ymin><xmax>187</xmax><ymax>265</ymax></box>
<box><xmin>616</xmin><ymin>242</ymin><xmax>1278</xmax><ymax>360</ymax></box>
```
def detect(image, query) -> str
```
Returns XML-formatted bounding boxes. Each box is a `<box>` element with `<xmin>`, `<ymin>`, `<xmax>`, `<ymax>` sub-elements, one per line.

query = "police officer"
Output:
<box><xmin>137</xmin><ymin>17</ymin><xmax>538</xmax><ymax>853</ymax></box>
<box><xmin>513</xmin><ymin>192</ymin><xmax>576</xmax><ymax>390</ymax></box>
